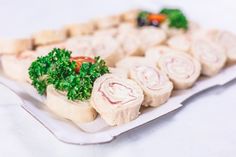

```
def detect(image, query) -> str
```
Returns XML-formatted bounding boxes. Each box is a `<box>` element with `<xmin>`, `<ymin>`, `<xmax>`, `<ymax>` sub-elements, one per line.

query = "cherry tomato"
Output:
<box><xmin>70</xmin><ymin>56</ymin><xmax>95</xmax><ymax>72</ymax></box>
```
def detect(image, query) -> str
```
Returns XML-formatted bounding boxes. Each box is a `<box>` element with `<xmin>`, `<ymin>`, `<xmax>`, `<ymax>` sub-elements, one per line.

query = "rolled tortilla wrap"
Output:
<box><xmin>129</xmin><ymin>65</ymin><xmax>173</xmax><ymax>107</ymax></box>
<box><xmin>65</xmin><ymin>36</ymin><xmax>92</xmax><ymax>56</ymax></box>
<box><xmin>207</xmin><ymin>30</ymin><xmax>236</xmax><ymax>63</ymax></box>
<box><xmin>116</xmin><ymin>56</ymin><xmax>155</xmax><ymax>71</ymax></box>
<box><xmin>167</xmin><ymin>34</ymin><xmax>191</xmax><ymax>52</ymax></box>
<box><xmin>145</xmin><ymin>46</ymin><xmax>179</xmax><ymax>64</ymax></box>
<box><xmin>120</xmin><ymin>9</ymin><xmax>140</xmax><ymax>24</ymax></box>
<box><xmin>94</xmin><ymin>15</ymin><xmax>121</xmax><ymax>29</ymax></box>
<box><xmin>158</xmin><ymin>52</ymin><xmax>201</xmax><ymax>89</ymax></box>
<box><xmin>117</xmin><ymin>22</ymin><xmax>136</xmax><ymax>34</ymax></box>
<box><xmin>109</xmin><ymin>67</ymin><xmax>128</xmax><ymax>78</ymax></box>
<box><xmin>116</xmin><ymin>32</ymin><xmax>142</xmax><ymax>56</ymax></box>
<box><xmin>90</xmin><ymin>74</ymin><xmax>144</xmax><ymax>126</ymax></box>
<box><xmin>64</xmin><ymin>22</ymin><xmax>95</xmax><ymax>37</ymax></box>
<box><xmin>138</xmin><ymin>27</ymin><xmax>166</xmax><ymax>51</ymax></box>
<box><xmin>191</xmin><ymin>39</ymin><xmax>226</xmax><ymax>76</ymax></box>
<box><xmin>160</xmin><ymin>21</ymin><xmax>185</xmax><ymax>37</ymax></box>
<box><xmin>35</xmin><ymin>42</ymin><xmax>65</xmax><ymax>56</ymax></box>
<box><xmin>32</xmin><ymin>29</ymin><xmax>67</xmax><ymax>46</ymax></box>
<box><xmin>1</xmin><ymin>50</ymin><xmax>36</xmax><ymax>82</ymax></box>
<box><xmin>89</xmin><ymin>36</ymin><xmax>123</xmax><ymax>67</ymax></box>
<box><xmin>0</xmin><ymin>38</ymin><xmax>32</xmax><ymax>55</ymax></box>
<box><xmin>93</xmin><ymin>28</ymin><xmax>118</xmax><ymax>37</ymax></box>
<box><xmin>46</xmin><ymin>85</ymin><xmax>97</xmax><ymax>124</ymax></box>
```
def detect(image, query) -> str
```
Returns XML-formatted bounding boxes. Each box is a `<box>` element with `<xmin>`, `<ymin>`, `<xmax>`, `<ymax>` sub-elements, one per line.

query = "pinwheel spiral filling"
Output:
<box><xmin>197</xmin><ymin>42</ymin><xmax>219</xmax><ymax>63</ymax></box>
<box><xmin>135</xmin><ymin>66</ymin><xmax>164</xmax><ymax>90</ymax></box>
<box><xmin>165</xmin><ymin>56</ymin><xmax>195</xmax><ymax>79</ymax></box>
<box><xmin>98</xmin><ymin>78</ymin><xmax>137</xmax><ymax>105</ymax></box>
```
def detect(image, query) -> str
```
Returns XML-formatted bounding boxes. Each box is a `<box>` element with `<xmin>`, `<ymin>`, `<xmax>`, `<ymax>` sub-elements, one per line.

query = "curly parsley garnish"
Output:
<box><xmin>160</xmin><ymin>8</ymin><xmax>188</xmax><ymax>30</ymax></box>
<box><xmin>28</xmin><ymin>48</ymin><xmax>109</xmax><ymax>101</ymax></box>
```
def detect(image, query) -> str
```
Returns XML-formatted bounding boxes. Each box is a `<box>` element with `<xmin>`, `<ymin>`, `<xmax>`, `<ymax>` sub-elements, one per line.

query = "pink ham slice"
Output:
<box><xmin>91</xmin><ymin>74</ymin><xmax>144</xmax><ymax>126</ymax></box>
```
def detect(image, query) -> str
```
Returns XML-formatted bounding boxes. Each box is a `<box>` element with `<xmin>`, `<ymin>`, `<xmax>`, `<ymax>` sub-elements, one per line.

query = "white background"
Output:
<box><xmin>1</xmin><ymin>0</ymin><xmax>236</xmax><ymax>157</ymax></box>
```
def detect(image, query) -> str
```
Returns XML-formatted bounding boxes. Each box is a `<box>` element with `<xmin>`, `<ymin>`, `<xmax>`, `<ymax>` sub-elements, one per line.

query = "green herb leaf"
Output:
<box><xmin>160</xmin><ymin>8</ymin><xmax>188</xmax><ymax>30</ymax></box>
<box><xmin>28</xmin><ymin>48</ymin><xmax>109</xmax><ymax>101</ymax></box>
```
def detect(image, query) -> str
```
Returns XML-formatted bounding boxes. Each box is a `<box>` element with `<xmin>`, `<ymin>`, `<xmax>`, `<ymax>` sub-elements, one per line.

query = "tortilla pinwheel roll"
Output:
<box><xmin>32</xmin><ymin>29</ymin><xmax>67</xmax><ymax>46</ymax></box>
<box><xmin>93</xmin><ymin>28</ymin><xmax>118</xmax><ymax>37</ymax></box>
<box><xmin>116</xmin><ymin>32</ymin><xmax>142</xmax><ymax>56</ymax></box>
<box><xmin>138</xmin><ymin>27</ymin><xmax>166</xmax><ymax>51</ymax></box>
<box><xmin>158</xmin><ymin>52</ymin><xmax>201</xmax><ymax>89</ymax></box>
<box><xmin>191</xmin><ymin>39</ymin><xmax>226</xmax><ymax>76</ymax></box>
<box><xmin>129</xmin><ymin>65</ymin><xmax>173</xmax><ymax>107</ymax></box>
<box><xmin>90</xmin><ymin>36</ymin><xmax>123</xmax><ymax>67</ymax></box>
<box><xmin>160</xmin><ymin>21</ymin><xmax>185</xmax><ymax>37</ymax></box>
<box><xmin>94</xmin><ymin>15</ymin><xmax>121</xmax><ymax>29</ymax></box>
<box><xmin>145</xmin><ymin>46</ymin><xmax>179</xmax><ymax>65</ymax></box>
<box><xmin>109</xmin><ymin>67</ymin><xmax>128</xmax><ymax>78</ymax></box>
<box><xmin>116</xmin><ymin>56</ymin><xmax>155</xmax><ymax>71</ymax></box>
<box><xmin>207</xmin><ymin>30</ymin><xmax>236</xmax><ymax>63</ymax></box>
<box><xmin>121</xmin><ymin>9</ymin><xmax>140</xmax><ymax>24</ymax></box>
<box><xmin>66</xmin><ymin>36</ymin><xmax>123</xmax><ymax>67</ymax></box>
<box><xmin>167</xmin><ymin>34</ymin><xmax>191</xmax><ymax>52</ymax></box>
<box><xmin>0</xmin><ymin>38</ymin><xmax>32</xmax><ymax>55</ymax></box>
<box><xmin>90</xmin><ymin>74</ymin><xmax>144</xmax><ymax>126</ymax></box>
<box><xmin>64</xmin><ymin>21</ymin><xmax>95</xmax><ymax>37</ymax></box>
<box><xmin>46</xmin><ymin>85</ymin><xmax>97</xmax><ymax>123</ymax></box>
<box><xmin>1</xmin><ymin>50</ymin><xmax>36</xmax><ymax>82</ymax></box>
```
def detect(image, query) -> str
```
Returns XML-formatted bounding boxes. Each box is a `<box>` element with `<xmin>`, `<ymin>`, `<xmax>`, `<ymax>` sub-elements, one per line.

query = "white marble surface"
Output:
<box><xmin>1</xmin><ymin>0</ymin><xmax>236</xmax><ymax>157</ymax></box>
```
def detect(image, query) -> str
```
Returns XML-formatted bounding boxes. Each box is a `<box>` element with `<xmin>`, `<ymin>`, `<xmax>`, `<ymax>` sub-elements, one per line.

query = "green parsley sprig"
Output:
<box><xmin>160</xmin><ymin>8</ymin><xmax>188</xmax><ymax>30</ymax></box>
<box><xmin>28</xmin><ymin>48</ymin><xmax>109</xmax><ymax>101</ymax></box>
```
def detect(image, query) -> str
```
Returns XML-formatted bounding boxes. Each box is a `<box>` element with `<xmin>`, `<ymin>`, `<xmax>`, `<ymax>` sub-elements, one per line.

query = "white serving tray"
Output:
<box><xmin>1</xmin><ymin>64</ymin><xmax>236</xmax><ymax>145</ymax></box>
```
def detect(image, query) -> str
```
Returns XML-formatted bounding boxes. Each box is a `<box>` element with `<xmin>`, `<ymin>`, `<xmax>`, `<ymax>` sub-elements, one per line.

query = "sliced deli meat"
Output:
<box><xmin>46</xmin><ymin>85</ymin><xmax>97</xmax><ymax>123</ymax></box>
<box><xmin>158</xmin><ymin>52</ymin><xmax>201</xmax><ymax>89</ymax></box>
<box><xmin>191</xmin><ymin>39</ymin><xmax>226</xmax><ymax>76</ymax></box>
<box><xmin>90</xmin><ymin>74</ymin><xmax>144</xmax><ymax>126</ymax></box>
<box><xmin>129</xmin><ymin>65</ymin><xmax>173</xmax><ymax>107</ymax></box>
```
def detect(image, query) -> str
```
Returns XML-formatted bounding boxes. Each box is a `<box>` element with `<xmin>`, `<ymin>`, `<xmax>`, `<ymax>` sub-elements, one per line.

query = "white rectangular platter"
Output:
<box><xmin>0</xmin><ymin>64</ymin><xmax>236</xmax><ymax>145</ymax></box>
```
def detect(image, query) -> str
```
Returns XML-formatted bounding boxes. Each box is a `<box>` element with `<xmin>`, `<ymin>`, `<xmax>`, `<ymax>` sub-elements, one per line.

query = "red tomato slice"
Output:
<box><xmin>70</xmin><ymin>56</ymin><xmax>95</xmax><ymax>72</ymax></box>
<box><xmin>148</xmin><ymin>14</ymin><xmax>166</xmax><ymax>23</ymax></box>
